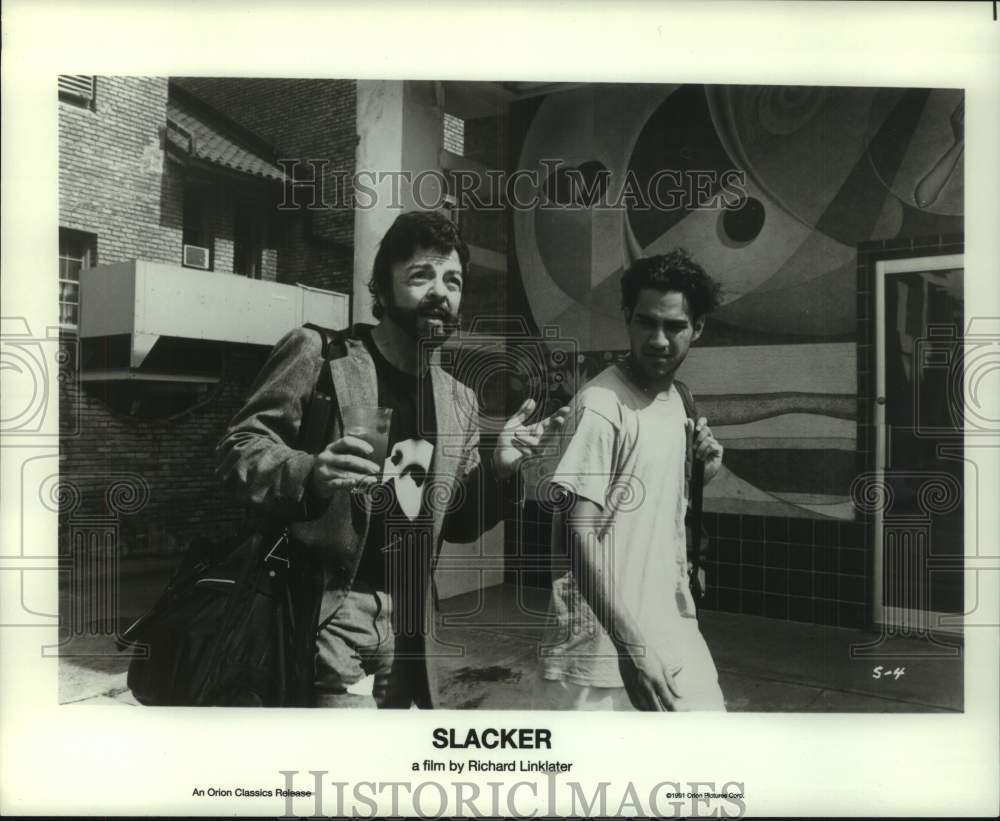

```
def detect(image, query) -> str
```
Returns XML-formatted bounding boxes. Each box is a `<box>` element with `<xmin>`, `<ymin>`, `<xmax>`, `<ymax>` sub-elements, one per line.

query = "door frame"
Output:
<box><xmin>873</xmin><ymin>252</ymin><xmax>964</xmax><ymax>635</ymax></box>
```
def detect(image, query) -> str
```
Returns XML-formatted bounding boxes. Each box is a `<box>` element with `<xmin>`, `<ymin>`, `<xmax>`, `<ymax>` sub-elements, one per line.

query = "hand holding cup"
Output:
<box><xmin>308</xmin><ymin>435</ymin><xmax>383</xmax><ymax>498</ymax></box>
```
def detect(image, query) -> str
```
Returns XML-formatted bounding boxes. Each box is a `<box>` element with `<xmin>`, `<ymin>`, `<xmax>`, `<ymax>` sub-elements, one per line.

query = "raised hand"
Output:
<box><xmin>492</xmin><ymin>398</ymin><xmax>571</xmax><ymax>480</ymax></box>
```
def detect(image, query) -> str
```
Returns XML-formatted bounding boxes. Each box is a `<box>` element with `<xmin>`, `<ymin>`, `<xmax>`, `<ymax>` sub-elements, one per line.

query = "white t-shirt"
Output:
<box><xmin>540</xmin><ymin>363</ymin><xmax>694</xmax><ymax>687</ymax></box>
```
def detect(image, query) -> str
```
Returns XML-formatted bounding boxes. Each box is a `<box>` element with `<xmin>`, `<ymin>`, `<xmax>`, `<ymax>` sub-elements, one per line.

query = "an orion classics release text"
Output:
<box><xmin>189</xmin><ymin>728</ymin><xmax>747</xmax><ymax>817</ymax></box>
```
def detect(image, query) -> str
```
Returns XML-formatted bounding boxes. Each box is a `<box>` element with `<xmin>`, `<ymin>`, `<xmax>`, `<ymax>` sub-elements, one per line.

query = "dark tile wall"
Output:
<box><xmin>503</xmin><ymin>233</ymin><xmax>965</xmax><ymax>629</ymax></box>
<box><xmin>504</xmin><ymin>498</ymin><xmax>557</xmax><ymax>591</ymax></box>
<box><xmin>504</xmin><ymin>503</ymin><xmax>874</xmax><ymax>628</ymax></box>
<box><xmin>698</xmin><ymin>512</ymin><xmax>871</xmax><ymax>628</ymax></box>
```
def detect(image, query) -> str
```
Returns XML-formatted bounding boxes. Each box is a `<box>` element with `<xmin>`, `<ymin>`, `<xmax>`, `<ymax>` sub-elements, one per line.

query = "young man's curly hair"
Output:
<box><xmin>620</xmin><ymin>248</ymin><xmax>722</xmax><ymax>321</ymax></box>
<box><xmin>368</xmin><ymin>211</ymin><xmax>470</xmax><ymax>319</ymax></box>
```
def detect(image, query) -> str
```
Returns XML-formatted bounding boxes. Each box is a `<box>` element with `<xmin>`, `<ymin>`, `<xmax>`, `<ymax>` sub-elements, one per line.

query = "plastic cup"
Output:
<box><xmin>341</xmin><ymin>406</ymin><xmax>393</xmax><ymax>482</ymax></box>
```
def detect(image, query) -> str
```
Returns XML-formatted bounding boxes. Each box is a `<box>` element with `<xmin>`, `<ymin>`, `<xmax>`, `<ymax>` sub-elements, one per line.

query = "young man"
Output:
<box><xmin>535</xmin><ymin>249</ymin><xmax>726</xmax><ymax>711</ymax></box>
<box><xmin>217</xmin><ymin>211</ymin><xmax>567</xmax><ymax>708</ymax></box>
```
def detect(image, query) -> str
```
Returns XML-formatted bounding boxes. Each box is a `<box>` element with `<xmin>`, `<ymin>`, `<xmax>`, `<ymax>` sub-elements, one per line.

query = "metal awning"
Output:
<box><xmin>166</xmin><ymin>90</ymin><xmax>285</xmax><ymax>182</ymax></box>
<box><xmin>78</xmin><ymin>260</ymin><xmax>349</xmax><ymax>378</ymax></box>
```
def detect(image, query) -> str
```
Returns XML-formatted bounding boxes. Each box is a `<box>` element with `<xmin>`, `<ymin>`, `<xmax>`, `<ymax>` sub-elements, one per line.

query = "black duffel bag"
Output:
<box><xmin>117</xmin><ymin>324</ymin><xmax>339</xmax><ymax>707</ymax></box>
<box><xmin>119</xmin><ymin>528</ymin><xmax>305</xmax><ymax>706</ymax></box>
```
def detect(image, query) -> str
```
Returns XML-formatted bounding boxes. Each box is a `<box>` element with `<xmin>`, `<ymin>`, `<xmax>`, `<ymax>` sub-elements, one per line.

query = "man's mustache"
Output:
<box><xmin>418</xmin><ymin>302</ymin><xmax>459</xmax><ymax>324</ymax></box>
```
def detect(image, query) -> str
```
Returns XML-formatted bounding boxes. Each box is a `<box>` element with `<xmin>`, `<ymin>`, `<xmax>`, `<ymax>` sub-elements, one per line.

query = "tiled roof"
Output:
<box><xmin>166</xmin><ymin>95</ymin><xmax>285</xmax><ymax>182</ymax></box>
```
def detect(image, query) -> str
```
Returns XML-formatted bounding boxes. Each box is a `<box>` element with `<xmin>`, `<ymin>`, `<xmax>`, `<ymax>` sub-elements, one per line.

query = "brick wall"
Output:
<box><xmin>171</xmin><ymin>77</ymin><xmax>357</xmax><ymax>293</ymax></box>
<box><xmin>207</xmin><ymin>186</ymin><xmax>236</xmax><ymax>274</ymax></box>
<box><xmin>59</xmin><ymin>76</ymin><xmax>182</xmax><ymax>264</ymax></box>
<box><xmin>59</xmin><ymin>342</ymin><xmax>270</xmax><ymax>555</ymax></box>
<box><xmin>58</xmin><ymin>76</ymin><xmax>199</xmax><ymax>555</ymax></box>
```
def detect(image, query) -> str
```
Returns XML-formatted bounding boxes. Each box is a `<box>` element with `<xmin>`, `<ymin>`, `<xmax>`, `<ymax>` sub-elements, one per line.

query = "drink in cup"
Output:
<box><xmin>340</xmin><ymin>406</ymin><xmax>393</xmax><ymax>482</ymax></box>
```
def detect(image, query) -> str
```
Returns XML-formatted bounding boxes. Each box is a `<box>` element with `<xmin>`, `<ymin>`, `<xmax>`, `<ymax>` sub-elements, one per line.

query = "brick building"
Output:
<box><xmin>58</xmin><ymin>75</ymin><xmax>356</xmax><ymax>554</ymax></box>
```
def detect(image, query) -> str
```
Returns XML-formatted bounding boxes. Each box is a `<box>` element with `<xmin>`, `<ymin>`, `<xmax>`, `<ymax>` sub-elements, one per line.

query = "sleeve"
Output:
<box><xmin>441</xmin><ymin>393</ymin><xmax>510</xmax><ymax>544</ymax></box>
<box><xmin>214</xmin><ymin>326</ymin><xmax>330</xmax><ymax>522</ymax></box>
<box><xmin>549</xmin><ymin>404</ymin><xmax>620</xmax><ymax>510</ymax></box>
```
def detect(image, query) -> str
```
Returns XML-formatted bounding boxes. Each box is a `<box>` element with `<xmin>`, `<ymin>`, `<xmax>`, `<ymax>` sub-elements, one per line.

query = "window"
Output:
<box><xmin>443</xmin><ymin>113</ymin><xmax>465</xmax><ymax>156</ymax></box>
<box><xmin>58</xmin><ymin>229</ymin><xmax>96</xmax><ymax>328</ymax></box>
<box><xmin>58</xmin><ymin>75</ymin><xmax>95</xmax><ymax>109</ymax></box>
<box><xmin>234</xmin><ymin>200</ymin><xmax>264</xmax><ymax>279</ymax></box>
<box><xmin>182</xmin><ymin>182</ymin><xmax>213</xmax><ymax>270</ymax></box>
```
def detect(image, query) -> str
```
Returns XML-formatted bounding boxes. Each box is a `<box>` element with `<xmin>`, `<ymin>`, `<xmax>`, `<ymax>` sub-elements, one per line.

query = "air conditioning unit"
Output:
<box><xmin>182</xmin><ymin>244</ymin><xmax>211</xmax><ymax>270</ymax></box>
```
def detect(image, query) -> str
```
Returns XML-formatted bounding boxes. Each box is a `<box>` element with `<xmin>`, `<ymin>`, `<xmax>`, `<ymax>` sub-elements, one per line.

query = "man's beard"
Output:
<box><xmin>385</xmin><ymin>297</ymin><xmax>460</xmax><ymax>344</ymax></box>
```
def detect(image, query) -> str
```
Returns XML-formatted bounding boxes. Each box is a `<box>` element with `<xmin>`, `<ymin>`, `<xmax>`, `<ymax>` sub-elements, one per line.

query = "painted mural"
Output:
<box><xmin>511</xmin><ymin>84</ymin><xmax>964</xmax><ymax>520</ymax></box>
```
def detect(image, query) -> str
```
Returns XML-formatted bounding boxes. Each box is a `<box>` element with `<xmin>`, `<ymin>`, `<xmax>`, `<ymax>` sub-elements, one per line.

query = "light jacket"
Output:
<box><xmin>216</xmin><ymin>323</ymin><xmax>506</xmax><ymax>705</ymax></box>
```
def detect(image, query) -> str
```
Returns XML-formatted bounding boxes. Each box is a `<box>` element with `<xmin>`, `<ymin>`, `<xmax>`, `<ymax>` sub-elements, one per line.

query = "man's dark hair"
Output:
<box><xmin>620</xmin><ymin>248</ymin><xmax>722</xmax><ymax>321</ymax></box>
<box><xmin>368</xmin><ymin>211</ymin><xmax>470</xmax><ymax>319</ymax></box>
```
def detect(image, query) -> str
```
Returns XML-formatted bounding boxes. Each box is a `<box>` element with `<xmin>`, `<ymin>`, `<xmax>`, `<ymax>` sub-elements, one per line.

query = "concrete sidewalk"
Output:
<box><xmin>58</xmin><ymin>569</ymin><xmax>963</xmax><ymax>712</ymax></box>
<box><xmin>434</xmin><ymin>585</ymin><xmax>963</xmax><ymax>712</ymax></box>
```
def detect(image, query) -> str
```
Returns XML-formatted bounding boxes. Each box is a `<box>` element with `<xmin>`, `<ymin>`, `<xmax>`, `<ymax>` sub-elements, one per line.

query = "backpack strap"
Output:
<box><xmin>297</xmin><ymin>323</ymin><xmax>346</xmax><ymax>455</ymax></box>
<box><xmin>674</xmin><ymin>379</ymin><xmax>706</xmax><ymax>580</ymax></box>
<box><xmin>285</xmin><ymin>323</ymin><xmax>350</xmax><ymax>705</ymax></box>
<box><xmin>673</xmin><ymin>378</ymin><xmax>698</xmax><ymax>422</ymax></box>
<box><xmin>673</xmin><ymin>379</ymin><xmax>703</xmax><ymax>498</ymax></box>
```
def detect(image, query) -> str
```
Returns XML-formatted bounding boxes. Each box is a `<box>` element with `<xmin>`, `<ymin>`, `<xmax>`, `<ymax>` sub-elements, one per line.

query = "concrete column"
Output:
<box><xmin>353</xmin><ymin>80</ymin><xmax>445</xmax><ymax>324</ymax></box>
<box><xmin>354</xmin><ymin>81</ymin><xmax>505</xmax><ymax>598</ymax></box>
